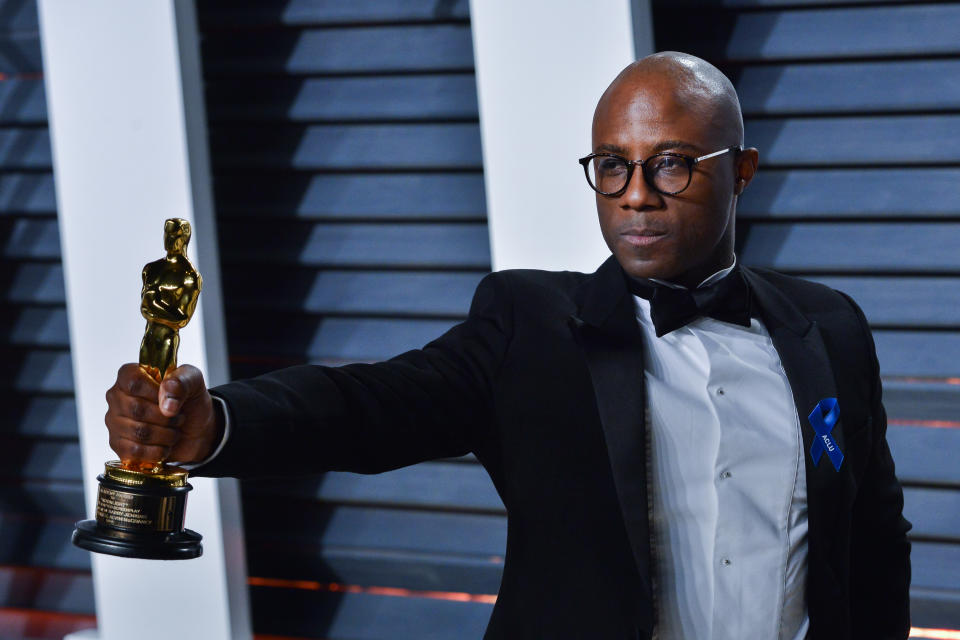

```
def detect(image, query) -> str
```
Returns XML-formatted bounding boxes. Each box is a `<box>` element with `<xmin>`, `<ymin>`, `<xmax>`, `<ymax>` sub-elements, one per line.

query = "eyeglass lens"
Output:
<box><xmin>588</xmin><ymin>154</ymin><xmax>690</xmax><ymax>195</ymax></box>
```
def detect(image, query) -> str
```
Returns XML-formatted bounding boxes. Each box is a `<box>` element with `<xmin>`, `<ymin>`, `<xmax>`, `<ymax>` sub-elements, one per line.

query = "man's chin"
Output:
<box><xmin>614</xmin><ymin>253</ymin><xmax>679</xmax><ymax>282</ymax></box>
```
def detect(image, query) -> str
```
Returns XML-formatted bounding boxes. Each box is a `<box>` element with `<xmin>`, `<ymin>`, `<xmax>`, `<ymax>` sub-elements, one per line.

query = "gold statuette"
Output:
<box><xmin>139</xmin><ymin>218</ymin><xmax>202</xmax><ymax>386</ymax></box>
<box><xmin>72</xmin><ymin>218</ymin><xmax>204</xmax><ymax>560</ymax></box>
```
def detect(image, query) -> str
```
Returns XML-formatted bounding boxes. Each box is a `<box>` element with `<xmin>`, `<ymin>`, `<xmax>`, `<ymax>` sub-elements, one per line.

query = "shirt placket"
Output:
<box><xmin>710</xmin><ymin>345</ymin><xmax>738</xmax><ymax>640</ymax></box>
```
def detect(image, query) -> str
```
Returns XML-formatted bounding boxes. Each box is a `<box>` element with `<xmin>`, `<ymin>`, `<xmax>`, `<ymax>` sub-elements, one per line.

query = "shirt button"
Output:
<box><xmin>716</xmin><ymin>387</ymin><xmax>725</xmax><ymax>396</ymax></box>
<box><xmin>720</xmin><ymin>557</ymin><xmax>731</xmax><ymax>566</ymax></box>
<box><xmin>720</xmin><ymin>470</ymin><xmax>732</xmax><ymax>480</ymax></box>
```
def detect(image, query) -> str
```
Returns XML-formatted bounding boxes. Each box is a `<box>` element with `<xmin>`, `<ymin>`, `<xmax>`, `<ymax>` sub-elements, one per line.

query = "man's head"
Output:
<box><xmin>163</xmin><ymin>218</ymin><xmax>192</xmax><ymax>255</ymax></box>
<box><xmin>589</xmin><ymin>51</ymin><xmax>759</xmax><ymax>287</ymax></box>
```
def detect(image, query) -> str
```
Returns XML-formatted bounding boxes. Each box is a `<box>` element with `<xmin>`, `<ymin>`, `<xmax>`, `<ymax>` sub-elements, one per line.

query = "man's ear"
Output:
<box><xmin>734</xmin><ymin>147</ymin><xmax>760</xmax><ymax>195</ymax></box>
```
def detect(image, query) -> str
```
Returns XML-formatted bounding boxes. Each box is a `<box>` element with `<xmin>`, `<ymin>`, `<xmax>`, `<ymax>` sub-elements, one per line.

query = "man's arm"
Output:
<box><xmin>106</xmin><ymin>271</ymin><xmax>514</xmax><ymax>477</ymax></box>
<box><xmin>840</xmin><ymin>291</ymin><xmax>912</xmax><ymax>640</ymax></box>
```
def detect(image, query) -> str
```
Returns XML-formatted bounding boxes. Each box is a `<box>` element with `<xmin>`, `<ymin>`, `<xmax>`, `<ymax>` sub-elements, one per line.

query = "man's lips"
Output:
<box><xmin>621</xmin><ymin>228</ymin><xmax>667</xmax><ymax>247</ymax></box>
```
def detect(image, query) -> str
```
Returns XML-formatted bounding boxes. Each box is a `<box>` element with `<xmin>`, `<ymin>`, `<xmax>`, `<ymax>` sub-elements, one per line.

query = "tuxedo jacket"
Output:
<box><xmin>198</xmin><ymin>255</ymin><xmax>912</xmax><ymax>640</ymax></box>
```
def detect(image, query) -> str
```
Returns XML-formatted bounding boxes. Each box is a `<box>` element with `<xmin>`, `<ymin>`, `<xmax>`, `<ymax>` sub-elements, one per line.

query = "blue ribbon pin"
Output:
<box><xmin>808</xmin><ymin>398</ymin><xmax>844</xmax><ymax>471</ymax></box>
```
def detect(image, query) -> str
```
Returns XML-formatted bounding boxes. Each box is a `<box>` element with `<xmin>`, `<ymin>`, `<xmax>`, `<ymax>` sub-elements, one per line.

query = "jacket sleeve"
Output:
<box><xmin>839</xmin><ymin>292</ymin><xmax>913</xmax><ymax>640</ymax></box>
<box><xmin>192</xmin><ymin>271</ymin><xmax>513</xmax><ymax>478</ymax></box>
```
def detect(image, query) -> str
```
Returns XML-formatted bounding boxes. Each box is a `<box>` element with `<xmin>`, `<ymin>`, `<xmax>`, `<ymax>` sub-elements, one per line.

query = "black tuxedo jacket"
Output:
<box><xmin>199</xmin><ymin>255</ymin><xmax>912</xmax><ymax>640</ymax></box>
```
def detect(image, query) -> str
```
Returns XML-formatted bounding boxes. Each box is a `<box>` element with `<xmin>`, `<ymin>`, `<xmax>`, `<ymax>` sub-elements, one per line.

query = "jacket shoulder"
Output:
<box><xmin>485</xmin><ymin>267</ymin><xmax>591</xmax><ymax>294</ymax></box>
<box><xmin>746</xmin><ymin>266</ymin><xmax>860</xmax><ymax>319</ymax></box>
<box><xmin>746</xmin><ymin>266</ymin><xmax>876</xmax><ymax>366</ymax></box>
<box><xmin>472</xmin><ymin>268</ymin><xmax>591</xmax><ymax>324</ymax></box>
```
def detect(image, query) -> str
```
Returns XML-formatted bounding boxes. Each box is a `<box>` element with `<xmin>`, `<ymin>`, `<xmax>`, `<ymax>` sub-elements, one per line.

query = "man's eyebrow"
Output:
<box><xmin>593</xmin><ymin>140</ymin><xmax>703</xmax><ymax>156</ymax></box>
<box><xmin>651</xmin><ymin>139</ymin><xmax>701</xmax><ymax>154</ymax></box>
<box><xmin>595</xmin><ymin>143</ymin><xmax>628</xmax><ymax>154</ymax></box>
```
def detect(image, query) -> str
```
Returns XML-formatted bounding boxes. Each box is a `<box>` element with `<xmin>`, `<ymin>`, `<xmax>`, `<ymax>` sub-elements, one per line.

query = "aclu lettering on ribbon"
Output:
<box><xmin>821</xmin><ymin>434</ymin><xmax>835</xmax><ymax>451</ymax></box>
<box><xmin>808</xmin><ymin>397</ymin><xmax>844</xmax><ymax>472</ymax></box>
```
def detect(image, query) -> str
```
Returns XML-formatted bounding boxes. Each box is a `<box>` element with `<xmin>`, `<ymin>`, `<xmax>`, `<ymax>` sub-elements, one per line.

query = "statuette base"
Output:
<box><xmin>71</xmin><ymin>461</ymin><xmax>202</xmax><ymax>560</ymax></box>
<box><xmin>72</xmin><ymin>520</ymin><xmax>202</xmax><ymax>560</ymax></box>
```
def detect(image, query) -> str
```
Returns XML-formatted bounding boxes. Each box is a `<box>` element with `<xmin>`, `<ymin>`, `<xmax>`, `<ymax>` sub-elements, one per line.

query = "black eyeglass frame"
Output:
<box><xmin>577</xmin><ymin>144</ymin><xmax>743</xmax><ymax>196</ymax></box>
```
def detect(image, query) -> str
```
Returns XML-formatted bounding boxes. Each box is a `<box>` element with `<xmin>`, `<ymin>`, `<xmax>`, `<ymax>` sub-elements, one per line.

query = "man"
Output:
<box><xmin>104</xmin><ymin>52</ymin><xmax>911</xmax><ymax>639</ymax></box>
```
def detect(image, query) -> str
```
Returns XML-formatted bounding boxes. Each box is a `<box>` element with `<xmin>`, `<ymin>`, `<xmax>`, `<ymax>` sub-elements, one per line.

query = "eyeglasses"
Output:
<box><xmin>578</xmin><ymin>145</ymin><xmax>742</xmax><ymax>196</ymax></box>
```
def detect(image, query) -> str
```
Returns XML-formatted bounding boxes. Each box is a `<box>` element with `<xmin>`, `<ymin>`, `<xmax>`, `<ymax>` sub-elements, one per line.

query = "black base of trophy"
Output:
<box><xmin>72</xmin><ymin>519</ymin><xmax>203</xmax><ymax>560</ymax></box>
<box><xmin>71</xmin><ymin>461</ymin><xmax>202</xmax><ymax>560</ymax></box>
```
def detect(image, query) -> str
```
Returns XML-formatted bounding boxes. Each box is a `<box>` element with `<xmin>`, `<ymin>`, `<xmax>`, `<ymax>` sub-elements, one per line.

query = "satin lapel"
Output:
<box><xmin>743</xmin><ymin>268</ymin><xmax>848</xmax><ymax>558</ymax></box>
<box><xmin>569</xmin><ymin>256</ymin><xmax>654</xmax><ymax>610</ymax></box>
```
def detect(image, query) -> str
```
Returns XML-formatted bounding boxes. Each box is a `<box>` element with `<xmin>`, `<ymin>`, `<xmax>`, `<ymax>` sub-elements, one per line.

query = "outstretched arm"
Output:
<box><xmin>193</xmin><ymin>271</ymin><xmax>514</xmax><ymax>477</ymax></box>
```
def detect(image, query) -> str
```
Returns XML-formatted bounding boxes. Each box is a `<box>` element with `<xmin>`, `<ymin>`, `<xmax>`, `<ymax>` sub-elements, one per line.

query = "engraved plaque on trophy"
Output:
<box><xmin>72</xmin><ymin>218</ymin><xmax>203</xmax><ymax>559</ymax></box>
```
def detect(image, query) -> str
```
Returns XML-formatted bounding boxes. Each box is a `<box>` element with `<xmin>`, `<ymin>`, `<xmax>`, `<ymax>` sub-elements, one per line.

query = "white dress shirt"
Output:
<box><xmin>635</xmin><ymin>257</ymin><xmax>810</xmax><ymax>640</ymax></box>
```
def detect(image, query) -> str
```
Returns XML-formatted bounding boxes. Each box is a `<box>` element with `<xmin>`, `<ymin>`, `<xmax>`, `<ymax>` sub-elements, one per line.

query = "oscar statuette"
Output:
<box><xmin>72</xmin><ymin>218</ymin><xmax>204</xmax><ymax>559</ymax></box>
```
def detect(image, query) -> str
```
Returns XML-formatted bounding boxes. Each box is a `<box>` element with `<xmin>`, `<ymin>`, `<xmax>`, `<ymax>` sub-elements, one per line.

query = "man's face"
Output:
<box><xmin>592</xmin><ymin>74</ymin><xmax>739</xmax><ymax>286</ymax></box>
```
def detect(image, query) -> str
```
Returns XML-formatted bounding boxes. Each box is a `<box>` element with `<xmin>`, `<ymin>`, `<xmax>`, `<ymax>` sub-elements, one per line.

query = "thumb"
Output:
<box><xmin>158</xmin><ymin>364</ymin><xmax>206</xmax><ymax>417</ymax></box>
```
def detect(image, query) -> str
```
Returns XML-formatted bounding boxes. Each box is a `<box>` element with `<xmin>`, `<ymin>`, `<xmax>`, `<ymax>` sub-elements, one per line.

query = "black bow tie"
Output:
<box><xmin>625</xmin><ymin>266</ymin><xmax>753</xmax><ymax>337</ymax></box>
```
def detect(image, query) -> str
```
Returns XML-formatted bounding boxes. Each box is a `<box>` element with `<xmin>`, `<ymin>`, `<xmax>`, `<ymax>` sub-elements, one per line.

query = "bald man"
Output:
<box><xmin>105</xmin><ymin>52</ymin><xmax>911</xmax><ymax>640</ymax></box>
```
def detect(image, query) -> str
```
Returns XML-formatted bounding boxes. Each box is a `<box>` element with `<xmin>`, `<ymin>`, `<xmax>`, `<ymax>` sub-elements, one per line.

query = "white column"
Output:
<box><xmin>37</xmin><ymin>1</ymin><xmax>251</xmax><ymax>639</ymax></box>
<box><xmin>470</xmin><ymin>0</ymin><xmax>655</xmax><ymax>272</ymax></box>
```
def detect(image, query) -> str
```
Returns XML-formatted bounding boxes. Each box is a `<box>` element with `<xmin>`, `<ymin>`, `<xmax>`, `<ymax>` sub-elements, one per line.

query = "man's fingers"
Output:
<box><xmin>111</xmin><ymin>416</ymin><xmax>181</xmax><ymax>448</ymax></box>
<box><xmin>158</xmin><ymin>364</ymin><xmax>206</xmax><ymax>417</ymax></box>
<box><xmin>108</xmin><ymin>433</ymin><xmax>171</xmax><ymax>466</ymax></box>
<box><xmin>115</xmin><ymin>363</ymin><xmax>160</xmax><ymax>402</ymax></box>
<box><xmin>105</xmin><ymin>363</ymin><xmax>208</xmax><ymax>465</ymax></box>
<box><xmin>125</xmin><ymin>394</ymin><xmax>182</xmax><ymax>427</ymax></box>
<box><xmin>106</xmin><ymin>388</ymin><xmax>182</xmax><ymax>428</ymax></box>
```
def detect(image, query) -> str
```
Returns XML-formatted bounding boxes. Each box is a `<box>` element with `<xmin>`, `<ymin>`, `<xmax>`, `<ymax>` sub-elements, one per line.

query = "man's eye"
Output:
<box><xmin>652</xmin><ymin>156</ymin><xmax>685</xmax><ymax>173</ymax></box>
<box><xmin>597</xmin><ymin>158</ymin><xmax>626</xmax><ymax>174</ymax></box>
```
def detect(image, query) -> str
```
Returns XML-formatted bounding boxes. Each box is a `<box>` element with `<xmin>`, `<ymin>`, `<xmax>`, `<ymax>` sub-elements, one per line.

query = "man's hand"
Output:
<box><xmin>105</xmin><ymin>363</ymin><xmax>222</xmax><ymax>467</ymax></box>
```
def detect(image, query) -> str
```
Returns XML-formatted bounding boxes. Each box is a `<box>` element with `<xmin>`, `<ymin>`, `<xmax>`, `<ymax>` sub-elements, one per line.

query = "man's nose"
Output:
<box><xmin>620</xmin><ymin>166</ymin><xmax>663</xmax><ymax>210</ymax></box>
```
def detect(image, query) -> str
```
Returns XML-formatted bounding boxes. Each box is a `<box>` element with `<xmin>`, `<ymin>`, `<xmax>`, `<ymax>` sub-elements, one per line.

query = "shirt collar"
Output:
<box><xmin>647</xmin><ymin>254</ymin><xmax>738</xmax><ymax>291</ymax></box>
